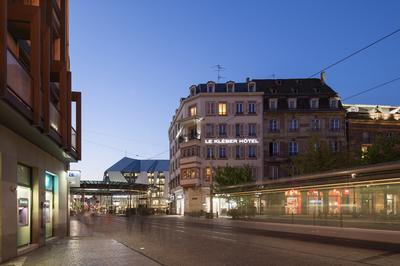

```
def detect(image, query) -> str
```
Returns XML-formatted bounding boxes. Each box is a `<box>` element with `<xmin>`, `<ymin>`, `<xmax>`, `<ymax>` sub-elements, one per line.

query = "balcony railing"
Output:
<box><xmin>178</xmin><ymin>133</ymin><xmax>200</xmax><ymax>143</ymax></box>
<box><xmin>6</xmin><ymin>49</ymin><xmax>32</xmax><ymax>108</ymax></box>
<box><xmin>49</xmin><ymin>103</ymin><xmax>60</xmax><ymax>133</ymax></box>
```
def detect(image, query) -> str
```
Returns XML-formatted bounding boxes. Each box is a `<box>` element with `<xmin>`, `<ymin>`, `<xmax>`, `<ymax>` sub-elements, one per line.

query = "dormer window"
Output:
<box><xmin>270</xmin><ymin>88</ymin><xmax>277</xmax><ymax>94</ymax></box>
<box><xmin>226</xmin><ymin>82</ymin><xmax>234</xmax><ymax>93</ymax></box>
<box><xmin>313</xmin><ymin>88</ymin><xmax>320</xmax><ymax>93</ymax></box>
<box><xmin>248</xmin><ymin>82</ymin><xmax>256</xmax><ymax>92</ymax></box>
<box><xmin>288</xmin><ymin>98</ymin><xmax>297</xmax><ymax>109</ymax></box>
<box><xmin>190</xmin><ymin>85</ymin><xmax>197</xmax><ymax>96</ymax></box>
<box><xmin>276</xmin><ymin>80</ymin><xmax>282</xmax><ymax>85</ymax></box>
<box><xmin>330</xmin><ymin>97</ymin><xmax>339</xmax><ymax>109</ymax></box>
<box><xmin>207</xmin><ymin>82</ymin><xmax>215</xmax><ymax>93</ymax></box>
<box><xmin>269</xmin><ymin>98</ymin><xmax>278</xmax><ymax>110</ymax></box>
<box><xmin>310</xmin><ymin>98</ymin><xmax>319</xmax><ymax>109</ymax></box>
<box><xmin>291</xmin><ymin>88</ymin><xmax>298</xmax><ymax>94</ymax></box>
<box><xmin>296</xmin><ymin>80</ymin><xmax>302</xmax><ymax>85</ymax></box>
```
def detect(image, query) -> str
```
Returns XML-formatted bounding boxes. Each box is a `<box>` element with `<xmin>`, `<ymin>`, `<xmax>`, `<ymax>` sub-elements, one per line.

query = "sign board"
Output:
<box><xmin>67</xmin><ymin>170</ymin><xmax>81</xmax><ymax>188</ymax></box>
<box><xmin>204</xmin><ymin>138</ymin><xmax>259</xmax><ymax>145</ymax></box>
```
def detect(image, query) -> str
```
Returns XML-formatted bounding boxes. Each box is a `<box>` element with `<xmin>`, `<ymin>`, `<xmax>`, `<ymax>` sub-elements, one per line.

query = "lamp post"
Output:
<box><xmin>209</xmin><ymin>161</ymin><xmax>214</xmax><ymax>219</ymax></box>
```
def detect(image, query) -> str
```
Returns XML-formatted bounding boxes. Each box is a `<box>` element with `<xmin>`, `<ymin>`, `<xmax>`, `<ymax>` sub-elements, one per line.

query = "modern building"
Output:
<box><xmin>104</xmin><ymin>157</ymin><xmax>170</xmax><ymax>212</ymax></box>
<box><xmin>0</xmin><ymin>0</ymin><xmax>81</xmax><ymax>262</ymax></box>
<box><xmin>169</xmin><ymin>81</ymin><xmax>264</xmax><ymax>215</ymax></box>
<box><xmin>344</xmin><ymin>104</ymin><xmax>400</xmax><ymax>156</ymax></box>
<box><xmin>254</xmin><ymin>77</ymin><xmax>346</xmax><ymax>179</ymax></box>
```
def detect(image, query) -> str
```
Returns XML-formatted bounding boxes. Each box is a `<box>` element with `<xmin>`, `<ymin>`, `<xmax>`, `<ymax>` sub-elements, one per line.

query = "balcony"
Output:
<box><xmin>6</xmin><ymin>49</ymin><xmax>32</xmax><ymax>109</ymax></box>
<box><xmin>49</xmin><ymin>103</ymin><xmax>60</xmax><ymax>133</ymax></box>
<box><xmin>180</xmin><ymin>178</ymin><xmax>200</xmax><ymax>187</ymax></box>
<box><xmin>178</xmin><ymin>133</ymin><xmax>201</xmax><ymax>148</ymax></box>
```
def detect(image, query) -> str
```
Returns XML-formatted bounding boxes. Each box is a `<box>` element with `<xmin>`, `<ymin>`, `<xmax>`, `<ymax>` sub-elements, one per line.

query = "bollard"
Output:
<box><xmin>291</xmin><ymin>212</ymin><xmax>294</xmax><ymax>224</ymax></box>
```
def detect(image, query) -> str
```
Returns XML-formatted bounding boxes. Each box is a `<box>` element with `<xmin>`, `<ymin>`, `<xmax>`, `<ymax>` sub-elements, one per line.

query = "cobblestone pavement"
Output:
<box><xmin>1</xmin><ymin>218</ymin><xmax>160</xmax><ymax>266</ymax></box>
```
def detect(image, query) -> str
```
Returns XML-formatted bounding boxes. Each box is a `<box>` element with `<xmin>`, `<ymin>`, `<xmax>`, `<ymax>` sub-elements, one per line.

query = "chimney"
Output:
<box><xmin>320</xmin><ymin>71</ymin><xmax>326</xmax><ymax>84</ymax></box>
<box><xmin>246</xmin><ymin>77</ymin><xmax>250</xmax><ymax>82</ymax></box>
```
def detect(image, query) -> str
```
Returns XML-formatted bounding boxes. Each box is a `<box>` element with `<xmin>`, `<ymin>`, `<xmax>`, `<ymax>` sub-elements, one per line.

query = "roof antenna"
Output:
<box><xmin>212</xmin><ymin>64</ymin><xmax>226</xmax><ymax>82</ymax></box>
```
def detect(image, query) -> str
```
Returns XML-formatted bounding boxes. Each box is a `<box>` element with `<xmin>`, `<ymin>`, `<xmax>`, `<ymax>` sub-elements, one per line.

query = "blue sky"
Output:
<box><xmin>69</xmin><ymin>0</ymin><xmax>400</xmax><ymax>179</ymax></box>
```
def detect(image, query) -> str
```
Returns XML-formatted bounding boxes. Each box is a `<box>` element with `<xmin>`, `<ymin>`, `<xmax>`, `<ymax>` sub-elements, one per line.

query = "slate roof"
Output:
<box><xmin>105</xmin><ymin>157</ymin><xmax>169</xmax><ymax>174</ymax></box>
<box><xmin>253</xmin><ymin>78</ymin><xmax>338</xmax><ymax>96</ymax></box>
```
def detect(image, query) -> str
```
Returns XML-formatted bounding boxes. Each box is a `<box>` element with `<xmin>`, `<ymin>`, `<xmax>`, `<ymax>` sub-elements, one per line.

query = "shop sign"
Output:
<box><xmin>67</xmin><ymin>170</ymin><xmax>81</xmax><ymax>188</ymax></box>
<box><xmin>204</xmin><ymin>138</ymin><xmax>259</xmax><ymax>145</ymax></box>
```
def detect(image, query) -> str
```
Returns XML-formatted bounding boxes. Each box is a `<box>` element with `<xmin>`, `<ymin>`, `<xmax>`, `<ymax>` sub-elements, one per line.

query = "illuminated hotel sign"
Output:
<box><xmin>204</xmin><ymin>138</ymin><xmax>259</xmax><ymax>144</ymax></box>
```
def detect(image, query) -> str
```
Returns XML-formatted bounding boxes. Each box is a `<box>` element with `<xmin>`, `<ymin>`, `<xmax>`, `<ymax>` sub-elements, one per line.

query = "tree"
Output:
<box><xmin>213</xmin><ymin>164</ymin><xmax>253</xmax><ymax>188</ymax></box>
<box><xmin>290</xmin><ymin>136</ymin><xmax>357</xmax><ymax>175</ymax></box>
<box><xmin>362</xmin><ymin>134</ymin><xmax>400</xmax><ymax>165</ymax></box>
<box><xmin>213</xmin><ymin>165</ymin><xmax>256</xmax><ymax>218</ymax></box>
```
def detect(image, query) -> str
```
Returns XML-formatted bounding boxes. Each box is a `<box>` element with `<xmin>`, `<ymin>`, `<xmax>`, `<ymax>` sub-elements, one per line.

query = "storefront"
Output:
<box><xmin>17</xmin><ymin>164</ymin><xmax>32</xmax><ymax>247</ymax></box>
<box><xmin>285</xmin><ymin>189</ymin><xmax>301</xmax><ymax>214</ymax></box>
<box><xmin>45</xmin><ymin>173</ymin><xmax>56</xmax><ymax>238</ymax></box>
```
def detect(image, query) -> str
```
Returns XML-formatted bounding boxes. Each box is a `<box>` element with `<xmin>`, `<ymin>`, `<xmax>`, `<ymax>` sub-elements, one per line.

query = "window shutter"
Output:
<box><xmin>256</xmin><ymin>124</ymin><xmax>261</xmax><ymax>137</ymax></box>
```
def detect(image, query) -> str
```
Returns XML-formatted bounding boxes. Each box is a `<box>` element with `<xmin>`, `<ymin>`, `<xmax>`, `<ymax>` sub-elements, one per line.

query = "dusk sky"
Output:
<box><xmin>69</xmin><ymin>0</ymin><xmax>400</xmax><ymax>180</ymax></box>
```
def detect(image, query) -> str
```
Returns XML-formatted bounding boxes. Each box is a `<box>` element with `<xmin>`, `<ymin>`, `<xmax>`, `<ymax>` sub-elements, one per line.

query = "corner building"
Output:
<box><xmin>169</xmin><ymin>81</ymin><xmax>264</xmax><ymax>215</ymax></box>
<box><xmin>0</xmin><ymin>0</ymin><xmax>81</xmax><ymax>262</ymax></box>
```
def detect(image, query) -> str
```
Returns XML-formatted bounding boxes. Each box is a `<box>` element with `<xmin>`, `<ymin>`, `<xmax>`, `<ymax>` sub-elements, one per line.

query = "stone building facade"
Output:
<box><xmin>169</xmin><ymin>81</ymin><xmax>264</xmax><ymax>215</ymax></box>
<box><xmin>344</xmin><ymin>104</ymin><xmax>400</xmax><ymax>156</ymax></box>
<box><xmin>254</xmin><ymin>78</ymin><xmax>346</xmax><ymax>179</ymax></box>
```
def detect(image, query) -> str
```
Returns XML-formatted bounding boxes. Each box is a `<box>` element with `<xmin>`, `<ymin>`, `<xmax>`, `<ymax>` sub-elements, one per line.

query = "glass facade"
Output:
<box><xmin>217</xmin><ymin>182</ymin><xmax>400</xmax><ymax>231</ymax></box>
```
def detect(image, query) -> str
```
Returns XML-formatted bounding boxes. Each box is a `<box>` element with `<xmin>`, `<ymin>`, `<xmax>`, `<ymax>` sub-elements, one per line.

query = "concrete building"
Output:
<box><xmin>254</xmin><ymin>77</ymin><xmax>346</xmax><ymax>179</ymax></box>
<box><xmin>0</xmin><ymin>0</ymin><xmax>81</xmax><ymax>262</ymax></box>
<box><xmin>104</xmin><ymin>157</ymin><xmax>170</xmax><ymax>212</ymax></box>
<box><xmin>344</xmin><ymin>104</ymin><xmax>400</xmax><ymax>156</ymax></box>
<box><xmin>169</xmin><ymin>81</ymin><xmax>264</xmax><ymax>215</ymax></box>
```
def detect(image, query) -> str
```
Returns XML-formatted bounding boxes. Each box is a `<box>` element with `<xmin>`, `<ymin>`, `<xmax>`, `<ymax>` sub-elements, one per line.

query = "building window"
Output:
<box><xmin>311</xmin><ymin>119</ymin><xmax>320</xmax><ymax>131</ymax></box>
<box><xmin>235</xmin><ymin>145</ymin><xmax>242</xmax><ymax>159</ymax></box>
<box><xmin>289</xmin><ymin>141</ymin><xmax>298</xmax><ymax>156</ymax></box>
<box><xmin>235</xmin><ymin>123</ymin><xmax>241</xmax><ymax>137</ymax></box>
<box><xmin>218</xmin><ymin>102</ymin><xmax>227</xmax><ymax>116</ymax></box>
<box><xmin>330</xmin><ymin>141</ymin><xmax>339</xmax><ymax>153</ymax></box>
<box><xmin>269</xmin><ymin>141</ymin><xmax>279</xmax><ymax>156</ymax></box>
<box><xmin>206</xmin><ymin>147</ymin><xmax>214</xmax><ymax>159</ymax></box>
<box><xmin>362</xmin><ymin>132</ymin><xmax>371</xmax><ymax>143</ymax></box>
<box><xmin>207</xmin><ymin>82</ymin><xmax>215</xmax><ymax>93</ymax></box>
<box><xmin>248</xmin><ymin>124</ymin><xmax>257</xmax><ymax>137</ymax></box>
<box><xmin>219</xmin><ymin>147</ymin><xmax>227</xmax><ymax>159</ymax></box>
<box><xmin>269</xmin><ymin>119</ymin><xmax>279</xmax><ymax>132</ymax></box>
<box><xmin>330</xmin><ymin>98</ymin><xmax>339</xmax><ymax>109</ymax></box>
<box><xmin>248</xmin><ymin>102</ymin><xmax>256</xmax><ymax>114</ymax></box>
<box><xmin>205</xmin><ymin>123</ymin><xmax>214</xmax><ymax>137</ymax></box>
<box><xmin>270</xmin><ymin>166</ymin><xmax>279</xmax><ymax>180</ymax></box>
<box><xmin>205</xmin><ymin>167</ymin><xmax>212</xmax><ymax>181</ymax></box>
<box><xmin>227</xmin><ymin>82</ymin><xmax>234</xmax><ymax>92</ymax></box>
<box><xmin>248</xmin><ymin>145</ymin><xmax>257</xmax><ymax>158</ymax></box>
<box><xmin>206</xmin><ymin>102</ymin><xmax>216</xmax><ymax>115</ymax></box>
<box><xmin>313</xmin><ymin>142</ymin><xmax>321</xmax><ymax>151</ymax></box>
<box><xmin>310</xmin><ymin>98</ymin><xmax>319</xmax><ymax>109</ymax></box>
<box><xmin>330</xmin><ymin>119</ymin><xmax>340</xmax><ymax>131</ymax></box>
<box><xmin>269</xmin><ymin>98</ymin><xmax>278</xmax><ymax>110</ymax></box>
<box><xmin>219</xmin><ymin>124</ymin><xmax>227</xmax><ymax>136</ymax></box>
<box><xmin>289</xmin><ymin>119</ymin><xmax>298</xmax><ymax>131</ymax></box>
<box><xmin>288</xmin><ymin>98</ymin><xmax>297</xmax><ymax>109</ymax></box>
<box><xmin>236</xmin><ymin>102</ymin><xmax>243</xmax><ymax>114</ymax></box>
<box><xmin>189</xmin><ymin>105</ymin><xmax>197</xmax><ymax>117</ymax></box>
